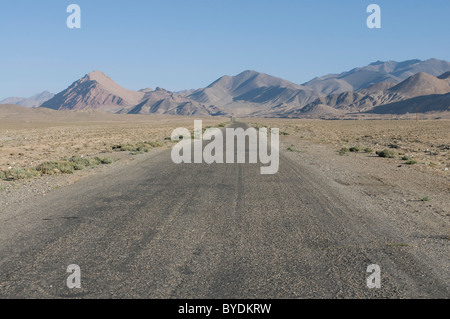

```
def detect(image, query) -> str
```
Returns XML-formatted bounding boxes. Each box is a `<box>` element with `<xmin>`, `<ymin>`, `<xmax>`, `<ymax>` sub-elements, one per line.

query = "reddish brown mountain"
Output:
<box><xmin>41</xmin><ymin>71</ymin><xmax>145</xmax><ymax>112</ymax></box>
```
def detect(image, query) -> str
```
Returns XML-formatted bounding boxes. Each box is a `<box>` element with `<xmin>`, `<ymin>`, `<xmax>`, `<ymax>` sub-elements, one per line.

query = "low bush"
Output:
<box><xmin>96</xmin><ymin>157</ymin><xmax>114</xmax><ymax>164</ymax></box>
<box><xmin>349</xmin><ymin>146</ymin><xmax>362</xmax><ymax>152</ymax></box>
<box><xmin>287</xmin><ymin>145</ymin><xmax>300</xmax><ymax>152</ymax></box>
<box><xmin>376</xmin><ymin>149</ymin><xmax>396</xmax><ymax>158</ymax></box>
<box><xmin>69</xmin><ymin>156</ymin><xmax>92</xmax><ymax>170</ymax></box>
<box><xmin>146</xmin><ymin>141</ymin><xmax>163</xmax><ymax>148</ymax></box>
<box><xmin>0</xmin><ymin>168</ymin><xmax>39</xmax><ymax>180</ymax></box>
<box><xmin>1</xmin><ymin>156</ymin><xmax>114</xmax><ymax>181</ymax></box>
<box><xmin>113</xmin><ymin>141</ymin><xmax>163</xmax><ymax>153</ymax></box>
<box><xmin>36</xmin><ymin>161</ymin><xmax>74</xmax><ymax>175</ymax></box>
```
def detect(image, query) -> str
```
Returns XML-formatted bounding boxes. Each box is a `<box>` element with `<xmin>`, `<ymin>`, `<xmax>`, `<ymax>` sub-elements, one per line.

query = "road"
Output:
<box><xmin>0</xmin><ymin>122</ymin><xmax>448</xmax><ymax>298</ymax></box>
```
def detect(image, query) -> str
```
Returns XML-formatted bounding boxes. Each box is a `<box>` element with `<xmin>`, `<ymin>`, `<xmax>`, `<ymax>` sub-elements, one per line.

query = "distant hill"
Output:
<box><xmin>296</xmin><ymin>91</ymin><xmax>378</xmax><ymax>113</ymax></box>
<box><xmin>119</xmin><ymin>87</ymin><xmax>210</xmax><ymax>116</ymax></box>
<box><xmin>188</xmin><ymin>70</ymin><xmax>315</xmax><ymax>116</ymax></box>
<box><xmin>41</xmin><ymin>71</ymin><xmax>210</xmax><ymax>115</ymax></box>
<box><xmin>387</xmin><ymin>72</ymin><xmax>450</xmax><ymax>98</ymax></box>
<box><xmin>295</xmin><ymin>72</ymin><xmax>450</xmax><ymax>116</ymax></box>
<box><xmin>40</xmin><ymin>71</ymin><xmax>145</xmax><ymax>112</ymax></box>
<box><xmin>189</xmin><ymin>70</ymin><xmax>304</xmax><ymax>104</ymax></box>
<box><xmin>0</xmin><ymin>91</ymin><xmax>54</xmax><ymax>108</ymax></box>
<box><xmin>285</xmin><ymin>103</ymin><xmax>345</xmax><ymax>118</ymax></box>
<box><xmin>303</xmin><ymin>58</ymin><xmax>450</xmax><ymax>95</ymax></box>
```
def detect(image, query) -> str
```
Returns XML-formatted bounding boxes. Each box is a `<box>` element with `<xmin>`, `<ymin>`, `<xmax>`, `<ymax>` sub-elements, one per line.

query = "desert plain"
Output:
<box><xmin>1</xmin><ymin>106</ymin><xmax>448</xmax><ymax>219</ymax></box>
<box><xmin>0</xmin><ymin>106</ymin><xmax>449</xmax><ymax>298</ymax></box>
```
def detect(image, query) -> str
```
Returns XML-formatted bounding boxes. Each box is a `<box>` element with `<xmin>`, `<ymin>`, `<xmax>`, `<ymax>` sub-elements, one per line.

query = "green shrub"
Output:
<box><xmin>0</xmin><ymin>168</ymin><xmax>38</xmax><ymax>180</ymax></box>
<box><xmin>11</xmin><ymin>168</ymin><xmax>38</xmax><ymax>179</ymax></box>
<box><xmin>69</xmin><ymin>156</ymin><xmax>92</xmax><ymax>170</ymax></box>
<box><xmin>287</xmin><ymin>145</ymin><xmax>300</xmax><ymax>152</ymax></box>
<box><xmin>123</xmin><ymin>145</ymin><xmax>136</xmax><ymax>152</ymax></box>
<box><xmin>376</xmin><ymin>149</ymin><xmax>396</xmax><ymax>158</ymax></box>
<box><xmin>35</xmin><ymin>161</ymin><xmax>56</xmax><ymax>175</ymax></box>
<box><xmin>349</xmin><ymin>146</ymin><xmax>362</xmax><ymax>152</ymax></box>
<box><xmin>72</xmin><ymin>164</ymin><xmax>84</xmax><ymax>170</ymax></box>
<box><xmin>364</xmin><ymin>148</ymin><xmax>373</xmax><ymax>153</ymax></box>
<box><xmin>339</xmin><ymin>148</ymin><xmax>349</xmax><ymax>155</ymax></box>
<box><xmin>95</xmin><ymin>157</ymin><xmax>113</xmax><ymax>164</ymax></box>
<box><xmin>147</xmin><ymin>141</ymin><xmax>163</xmax><ymax>148</ymax></box>
<box><xmin>112</xmin><ymin>144</ymin><xmax>135</xmax><ymax>152</ymax></box>
<box><xmin>402</xmin><ymin>155</ymin><xmax>417</xmax><ymax>164</ymax></box>
<box><xmin>136</xmin><ymin>146</ymin><xmax>149</xmax><ymax>153</ymax></box>
<box><xmin>2</xmin><ymin>156</ymin><xmax>114</xmax><ymax>181</ymax></box>
<box><xmin>36</xmin><ymin>161</ymin><xmax>74</xmax><ymax>175</ymax></box>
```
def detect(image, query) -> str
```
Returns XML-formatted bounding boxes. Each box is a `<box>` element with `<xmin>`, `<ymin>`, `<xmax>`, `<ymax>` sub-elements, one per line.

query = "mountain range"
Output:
<box><xmin>0</xmin><ymin>91</ymin><xmax>54</xmax><ymax>108</ymax></box>
<box><xmin>285</xmin><ymin>71</ymin><xmax>450</xmax><ymax>117</ymax></box>
<box><xmin>2</xmin><ymin>58</ymin><xmax>450</xmax><ymax>118</ymax></box>
<box><xmin>302</xmin><ymin>58</ymin><xmax>450</xmax><ymax>95</ymax></box>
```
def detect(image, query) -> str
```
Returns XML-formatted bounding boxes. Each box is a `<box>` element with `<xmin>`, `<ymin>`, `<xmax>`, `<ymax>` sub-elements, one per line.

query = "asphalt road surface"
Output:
<box><xmin>0</xmin><ymin>123</ymin><xmax>448</xmax><ymax>298</ymax></box>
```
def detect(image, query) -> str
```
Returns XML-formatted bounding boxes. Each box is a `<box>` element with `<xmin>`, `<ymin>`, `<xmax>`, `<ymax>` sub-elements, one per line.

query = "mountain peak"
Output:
<box><xmin>397</xmin><ymin>72</ymin><xmax>439</xmax><ymax>85</ymax></box>
<box><xmin>388</xmin><ymin>72</ymin><xmax>450</xmax><ymax>98</ymax></box>
<box><xmin>237</xmin><ymin>70</ymin><xmax>260</xmax><ymax>76</ymax></box>
<box><xmin>138</xmin><ymin>88</ymin><xmax>154</xmax><ymax>93</ymax></box>
<box><xmin>411</xmin><ymin>72</ymin><xmax>434</xmax><ymax>79</ymax></box>
<box><xmin>369</xmin><ymin>60</ymin><xmax>386</xmax><ymax>66</ymax></box>
<box><xmin>84</xmin><ymin>70</ymin><xmax>111</xmax><ymax>83</ymax></box>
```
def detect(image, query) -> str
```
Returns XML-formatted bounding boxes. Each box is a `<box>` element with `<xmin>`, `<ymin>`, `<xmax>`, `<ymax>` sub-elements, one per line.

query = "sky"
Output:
<box><xmin>0</xmin><ymin>0</ymin><xmax>449</xmax><ymax>99</ymax></box>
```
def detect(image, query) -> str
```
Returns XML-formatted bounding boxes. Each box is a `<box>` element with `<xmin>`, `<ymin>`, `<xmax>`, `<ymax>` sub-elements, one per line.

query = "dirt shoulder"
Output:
<box><xmin>281</xmin><ymin>134</ymin><xmax>450</xmax><ymax>219</ymax></box>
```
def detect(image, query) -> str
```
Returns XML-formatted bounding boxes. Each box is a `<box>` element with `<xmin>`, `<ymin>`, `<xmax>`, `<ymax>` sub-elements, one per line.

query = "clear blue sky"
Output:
<box><xmin>0</xmin><ymin>0</ymin><xmax>449</xmax><ymax>99</ymax></box>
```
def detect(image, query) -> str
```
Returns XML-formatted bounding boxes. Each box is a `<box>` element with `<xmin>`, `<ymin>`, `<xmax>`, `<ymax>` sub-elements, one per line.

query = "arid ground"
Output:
<box><xmin>1</xmin><ymin>110</ymin><xmax>449</xmax><ymax>215</ymax></box>
<box><xmin>0</xmin><ymin>107</ymin><xmax>227</xmax><ymax>171</ymax></box>
<box><xmin>0</xmin><ymin>110</ymin><xmax>448</xmax><ymax>298</ymax></box>
<box><xmin>248</xmin><ymin>118</ymin><xmax>450</xmax><ymax>173</ymax></box>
